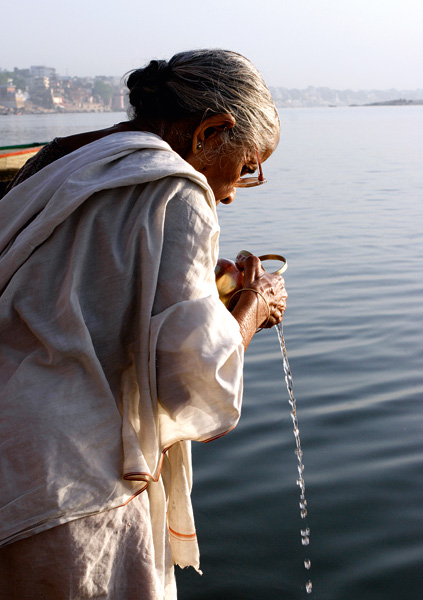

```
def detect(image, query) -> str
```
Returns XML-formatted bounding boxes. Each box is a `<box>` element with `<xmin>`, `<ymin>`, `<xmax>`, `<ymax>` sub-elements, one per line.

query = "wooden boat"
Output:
<box><xmin>0</xmin><ymin>142</ymin><xmax>45</xmax><ymax>172</ymax></box>
<box><xmin>0</xmin><ymin>142</ymin><xmax>46</xmax><ymax>196</ymax></box>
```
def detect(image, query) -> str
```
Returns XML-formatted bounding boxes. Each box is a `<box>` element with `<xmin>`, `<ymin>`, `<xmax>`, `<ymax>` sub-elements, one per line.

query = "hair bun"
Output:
<box><xmin>127</xmin><ymin>60</ymin><xmax>171</xmax><ymax>95</ymax></box>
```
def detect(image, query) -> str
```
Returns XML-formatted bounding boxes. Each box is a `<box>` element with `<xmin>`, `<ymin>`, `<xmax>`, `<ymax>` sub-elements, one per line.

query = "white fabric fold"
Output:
<box><xmin>0</xmin><ymin>132</ymin><xmax>244</xmax><ymax>577</ymax></box>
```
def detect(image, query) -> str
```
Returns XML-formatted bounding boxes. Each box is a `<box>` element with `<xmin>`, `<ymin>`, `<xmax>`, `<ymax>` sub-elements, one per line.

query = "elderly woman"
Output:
<box><xmin>0</xmin><ymin>49</ymin><xmax>286</xmax><ymax>599</ymax></box>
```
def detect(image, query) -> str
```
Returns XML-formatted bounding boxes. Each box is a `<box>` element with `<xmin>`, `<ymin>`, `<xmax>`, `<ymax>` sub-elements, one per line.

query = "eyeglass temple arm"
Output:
<box><xmin>255</xmin><ymin>146</ymin><xmax>264</xmax><ymax>182</ymax></box>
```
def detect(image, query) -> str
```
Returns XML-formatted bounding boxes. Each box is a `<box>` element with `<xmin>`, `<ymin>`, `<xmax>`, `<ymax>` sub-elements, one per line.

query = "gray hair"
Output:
<box><xmin>125</xmin><ymin>49</ymin><xmax>280</xmax><ymax>155</ymax></box>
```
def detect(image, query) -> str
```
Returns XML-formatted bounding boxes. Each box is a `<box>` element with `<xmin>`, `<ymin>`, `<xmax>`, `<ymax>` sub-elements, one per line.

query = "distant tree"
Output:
<box><xmin>93</xmin><ymin>79</ymin><xmax>113</xmax><ymax>105</ymax></box>
<box><xmin>0</xmin><ymin>71</ymin><xmax>13</xmax><ymax>84</ymax></box>
<box><xmin>12</xmin><ymin>76</ymin><xmax>27</xmax><ymax>92</ymax></box>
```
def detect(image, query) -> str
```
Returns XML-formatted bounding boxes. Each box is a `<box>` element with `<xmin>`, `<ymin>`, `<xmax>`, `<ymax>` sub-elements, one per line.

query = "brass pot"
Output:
<box><xmin>215</xmin><ymin>250</ymin><xmax>287</xmax><ymax>309</ymax></box>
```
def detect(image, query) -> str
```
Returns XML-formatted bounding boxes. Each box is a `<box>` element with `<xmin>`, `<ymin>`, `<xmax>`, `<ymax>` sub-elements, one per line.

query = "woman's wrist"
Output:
<box><xmin>231</xmin><ymin>289</ymin><xmax>269</xmax><ymax>350</ymax></box>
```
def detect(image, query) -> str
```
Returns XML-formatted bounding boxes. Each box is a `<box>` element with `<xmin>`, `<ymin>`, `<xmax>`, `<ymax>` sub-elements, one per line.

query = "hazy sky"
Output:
<box><xmin>2</xmin><ymin>0</ymin><xmax>422</xmax><ymax>90</ymax></box>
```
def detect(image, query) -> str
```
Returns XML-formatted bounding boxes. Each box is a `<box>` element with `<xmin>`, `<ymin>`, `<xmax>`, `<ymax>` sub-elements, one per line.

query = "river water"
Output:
<box><xmin>1</xmin><ymin>107</ymin><xmax>423</xmax><ymax>599</ymax></box>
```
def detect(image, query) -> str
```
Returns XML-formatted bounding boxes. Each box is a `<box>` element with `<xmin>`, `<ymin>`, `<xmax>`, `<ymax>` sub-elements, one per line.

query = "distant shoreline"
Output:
<box><xmin>0</xmin><ymin>107</ymin><xmax>126</xmax><ymax>116</ymax></box>
<box><xmin>1</xmin><ymin>99</ymin><xmax>422</xmax><ymax>116</ymax></box>
<box><xmin>352</xmin><ymin>99</ymin><xmax>423</xmax><ymax>107</ymax></box>
<box><xmin>270</xmin><ymin>86</ymin><xmax>423</xmax><ymax>108</ymax></box>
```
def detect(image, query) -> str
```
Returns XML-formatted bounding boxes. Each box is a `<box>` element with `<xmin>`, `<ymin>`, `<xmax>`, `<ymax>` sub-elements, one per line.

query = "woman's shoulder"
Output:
<box><xmin>54</xmin><ymin>122</ymin><xmax>133</xmax><ymax>153</ymax></box>
<box><xmin>7</xmin><ymin>123</ymin><xmax>141</xmax><ymax>193</ymax></box>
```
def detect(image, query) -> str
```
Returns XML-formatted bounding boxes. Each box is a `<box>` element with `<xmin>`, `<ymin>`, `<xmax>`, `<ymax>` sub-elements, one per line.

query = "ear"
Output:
<box><xmin>192</xmin><ymin>113</ymin><xmax>236</xmax><ymax>154</ymax></box>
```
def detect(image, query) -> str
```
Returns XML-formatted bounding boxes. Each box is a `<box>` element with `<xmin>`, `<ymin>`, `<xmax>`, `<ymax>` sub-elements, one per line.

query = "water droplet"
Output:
<box><xmin>301</xmin><ymin>509</ymin><xmax>308</xmax><ymax>518</ymax></box>
<box><xmin>299</xmin><ymin>500</ymin><xmax>307</xmax><ymax>509</ymax></box>
<box><xmin>304</xmin><ymin>559</ymin><xmax>311</xmax><ymax>570</ymax></box>
<box><xmin>301</xmin><ymin>536</ymin><xmax>310</xmax><ymax>546</ymax></box>
<box><xmin>301</xmin><ymin>528</ymin><xmax>310</xmax><ymax>536</ymax></box>
<box><xmin>306</xmin><ymin>580</ymin><xmax>313</xmax><ymax>594</ymax></box>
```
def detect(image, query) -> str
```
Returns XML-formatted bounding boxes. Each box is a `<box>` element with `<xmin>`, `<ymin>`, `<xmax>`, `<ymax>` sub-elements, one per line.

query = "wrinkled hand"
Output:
<box><xmin>235</xmin><ymin>252</ymin><xmax>288</xmax><ymax>328</ymax></box>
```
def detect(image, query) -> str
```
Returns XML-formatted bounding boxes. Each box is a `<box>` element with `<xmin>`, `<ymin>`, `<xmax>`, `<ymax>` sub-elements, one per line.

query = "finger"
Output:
<box><xmin>266</xmin><ymin>308</ymin><xmax>285</xmax><ymax>328</ymax></box>
<box><xmin>239</xmin><ymin>256</ymin><xmax>263</xmax><ymax>286</ymax></box>
<box><xmin>234</xmin><ymin>250</ymin><xmax>252</xmax><ymax>271</ymax></box>
<box><xmin>235</xmin><ymin>253</ymin><xmax>251</xmax><ymax>272</ymax></box>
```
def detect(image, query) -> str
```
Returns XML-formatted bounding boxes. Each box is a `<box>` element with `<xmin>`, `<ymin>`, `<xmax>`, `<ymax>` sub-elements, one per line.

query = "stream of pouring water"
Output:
<box><xmin>276</xmin><ymin>322</ymin><xmax>312</xmax><ymax>595</ymax></box>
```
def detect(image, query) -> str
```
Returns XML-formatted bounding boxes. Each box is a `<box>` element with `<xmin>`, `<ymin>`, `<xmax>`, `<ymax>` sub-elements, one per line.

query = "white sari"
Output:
<box><xmin>0</xmin><ymin>132</ymin><xmax>243</xmax><ymax>595</ymax></box>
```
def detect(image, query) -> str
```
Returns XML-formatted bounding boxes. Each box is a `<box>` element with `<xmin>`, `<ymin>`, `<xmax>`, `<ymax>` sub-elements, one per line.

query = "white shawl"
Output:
<box><xmin>0</xmin><ymin>132</ymin><xmax>243</xmax><ymax>572</ymax></box>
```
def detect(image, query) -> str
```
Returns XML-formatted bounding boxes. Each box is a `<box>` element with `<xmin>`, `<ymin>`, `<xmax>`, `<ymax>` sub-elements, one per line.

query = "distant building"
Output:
<box><xmin>30</xmin><ymin>65</ymin><xmax>56</xmax><ymax>79</ymax></box>
<box><xmin>29</xmin><ymin>76</ymin><xmax>54</xmax><ymax>109</ymax></box>
<box><xmin>31</xmin><ymin>76</ymin><xmax>50</xmax><ymax>90</ymax></box>
<box><xmin>51</xmin><ymin>91</ymin><xmax>64</xmax><ymax>107</ymax></box>
<box><xmin>13</xmin><ymin>67</ymin><xmax>30</xmax><ymax>78</ymax></box>
<box><xmin>111</xmin><ymin>88</ymin><xmax>126</xmax><ymax>111</ymax></box>
<box><xmin>0</xmin><ymin>83</ymin><xmax>24</xmax><ymax>110</ymax></box>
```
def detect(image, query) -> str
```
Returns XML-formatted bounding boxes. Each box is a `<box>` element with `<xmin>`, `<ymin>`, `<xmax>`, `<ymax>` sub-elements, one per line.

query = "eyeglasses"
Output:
<box><xmin>234</xmin><ymin>145</ymin><xmax>266</xmax><ymax>188</ymax></box>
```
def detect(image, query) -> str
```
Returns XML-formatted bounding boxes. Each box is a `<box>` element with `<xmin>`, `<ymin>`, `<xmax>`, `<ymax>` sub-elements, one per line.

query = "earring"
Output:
<box><xmin>196</xmin><ymin>142</ymin><xmax>202</xmax><ymax>150</ymax></box>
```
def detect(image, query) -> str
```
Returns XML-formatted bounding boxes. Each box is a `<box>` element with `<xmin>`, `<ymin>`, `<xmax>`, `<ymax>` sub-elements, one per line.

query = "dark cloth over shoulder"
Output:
<box><xmin>4</xmin><ymin>139</ymin><xmax>70</xmax><ymax>194</ymax></box>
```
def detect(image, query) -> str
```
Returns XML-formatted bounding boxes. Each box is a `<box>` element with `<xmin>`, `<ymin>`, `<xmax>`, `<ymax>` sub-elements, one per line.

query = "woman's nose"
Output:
<box><xmin>220</xmin><ymin>189</ymin><xmax>237</xmax><ymax>205</ymax></box>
